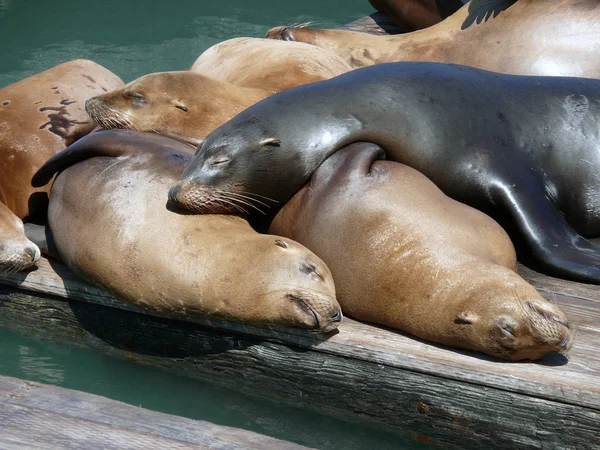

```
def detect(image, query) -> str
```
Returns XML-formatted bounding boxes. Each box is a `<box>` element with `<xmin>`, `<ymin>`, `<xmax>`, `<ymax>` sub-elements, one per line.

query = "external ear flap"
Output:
<box><xmin>173</xmin><ymin>100</ymin><xmax>188</xmax><ymax>112</ymax></box>
<box><xmin>260</xmin><ymin>138</ymin><xmax>281</xmax><ymax>147</ymax></box>
<box><xmin>455</xmin><ymin>312</ymin><xmax>477</xmax><ymax>325</ymax></box>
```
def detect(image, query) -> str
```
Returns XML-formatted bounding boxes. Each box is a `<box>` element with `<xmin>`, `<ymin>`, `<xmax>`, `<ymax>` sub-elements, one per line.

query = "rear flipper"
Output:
<box><xmin>490</xmin><ymin>172</ymin><xmax>600</xmax><ymax>284</ymax></box>
<box><xmin>24</xmin><ymin>223</ymin><xmax>61</xmax><ymax>262</ymax></box>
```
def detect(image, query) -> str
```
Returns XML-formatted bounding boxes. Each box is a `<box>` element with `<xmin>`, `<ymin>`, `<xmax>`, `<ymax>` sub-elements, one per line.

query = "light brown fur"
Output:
<box><xmin>86</xmin><ymin>71</ymin><xmax>267</xmax><ymax>147</ymax></box>
<box><xmin>266</xmin><ymin>0</ymin><xmax>600</xmax><ymax>77</ymax></box>
<box><xmin>38</xmin><ymin>130</ymin><xmax>342</xmax><ymax>331</ymax></box>
<box><xmin>190</xmin><ymin>37</ymin><xmax>352</xmax><ymax>93</ymax></box>
<box><xmin>270</xmin><ymin>143</ymin><xmax>572</xmax><ymax>360</ymax></box>
<box><xmin>0</xmin><ymin>59</ymin><xmax>123</xmax><ymax>272</ymax></box>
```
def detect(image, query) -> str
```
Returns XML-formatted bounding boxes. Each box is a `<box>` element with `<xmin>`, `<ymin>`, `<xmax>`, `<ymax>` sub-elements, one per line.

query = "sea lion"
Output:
<box><xmin>85</xmin><ymin>71</ymin><xmax>266</xmax><ymax>147</ymax></box>
<box><xmin>0</xmin><ymin>59</ymin><xmax>123</xmax><ymax>272</ymax></box>
<box><xmin>169</xmin><ymin>62</ymin><xmax>600</xmax><ymax>284</ymax></box>
<box><xmin>190</xmin><ymin>38</ymin><xmax>352</xmax><ymax>94</ymax></box>
<box><xmin>270</xmin><ymin>143</ymin><xmax>572</xmax><ymax>360</ymax></box>
<box><xmin>32</xmin><ymin>130</ymin><xmax>341</xmax><ymax>331</ymax></box>
<box><xmin>265</xmin><ymin>0</ymin><xmax>599</xmax><ymax>78</ymax></box>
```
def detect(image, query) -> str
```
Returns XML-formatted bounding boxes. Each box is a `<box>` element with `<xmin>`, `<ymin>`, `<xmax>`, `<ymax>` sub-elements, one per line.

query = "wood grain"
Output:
<box><xmin>0</xmin><ymin>375</ymin><xmax>309</xmax><ymax>450</ymax></box>
<box><xmin>1</xmin><ymin>290</ymin><xmax>599</xmax><ymax>449</ymax></box>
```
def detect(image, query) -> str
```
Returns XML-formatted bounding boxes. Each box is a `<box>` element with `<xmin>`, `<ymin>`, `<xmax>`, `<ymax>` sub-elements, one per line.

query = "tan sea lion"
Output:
<box><xmin>0</xmin><ymin>59</ymin><xmax>123</xmax><ymax>272</ymax></box>
<box><xmin>32</xmin><ymin>130</ymin><xmax>341</xmax><ymax>331</ymax></box>
<box><xmin>270</xmin><ymin>143</ymin><xmax>572</xmax><ymax>360</ymax></box>
<box><xmin>266</xmin><ymin>0</ymin><xmax>600</xmax><ymax>78</ymax></box>
<box><xmin>85</xmin><ymin>71</ymin><xmax>266</xmax><ymax>147</ymax></box>
<box><xmin>190</xmin><ymin>37</ymin><xmax>352</xmax><ymax>93</ymax></box>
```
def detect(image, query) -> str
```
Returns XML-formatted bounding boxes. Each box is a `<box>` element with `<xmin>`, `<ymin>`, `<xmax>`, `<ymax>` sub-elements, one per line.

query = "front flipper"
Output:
<box><xmin>461</xmin><ymin>0</ymin><xmax>517</xmax><ymax>30</ymax></box>
<box><xmin>489</xmin><ymin>171</ymin><xmax>600</xmax><ymax>284</ymax></box>
<box><xmin>32</xmin><ymin>129</ymin><xmax>193</xmax><ymax>187</ymax></box>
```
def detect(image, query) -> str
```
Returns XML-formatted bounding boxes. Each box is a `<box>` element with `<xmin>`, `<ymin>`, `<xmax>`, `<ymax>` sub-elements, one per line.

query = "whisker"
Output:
<box><xmin>219</xmin><ymin>193</ymin><xmax>266</xmax><ymax>215</ymax></box>
<box><xmin>234</xmin><ymin>190</ymin><xmax>279</xmax><ymax>203</ymax></box>
<box><xmin>223</xmin><ymin>191</ymin><xmax>272</xmax><ymax>209</ymax></box>
<box><xmin>214</xmin><ymin>198</ymin><xmax>248</xmax><ymax>215</ymax></box>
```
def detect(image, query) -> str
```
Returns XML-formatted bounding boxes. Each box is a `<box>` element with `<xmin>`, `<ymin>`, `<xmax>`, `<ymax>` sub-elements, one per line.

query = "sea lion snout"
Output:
<box><xmin>0</xmin><ymin>238</ymin><xmax>41</xmax><ymax>273</ymax></box>
<box><xmin>492</xmin><ymin>299</ymin><xmax>573</xmax><ymax>360</ymax></box>
<box><xmin>284</xmin><ymin>290</ymin><xmax>342</xmax><ymax>333</ymax></box>
<box><xmin>86</xmin><ymin>95</ymin><xmax>132</xmax><ymax>131</ymax></box>
<box><xmin>168</xmin><ymin>182</ymin><xmax>243</xmax><ymax>215</ymax></box>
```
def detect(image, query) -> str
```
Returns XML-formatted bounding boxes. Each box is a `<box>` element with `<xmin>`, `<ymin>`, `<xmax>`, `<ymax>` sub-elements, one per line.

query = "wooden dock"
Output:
<box><xmin>1</xmin><ymin>257</ymin><xmax>599</xmax><ymax>449</ymax></box>
<box><xmin>0</xmin><ymin>375</ymin><xmax>309</xmax><ymax>449</ymax></box>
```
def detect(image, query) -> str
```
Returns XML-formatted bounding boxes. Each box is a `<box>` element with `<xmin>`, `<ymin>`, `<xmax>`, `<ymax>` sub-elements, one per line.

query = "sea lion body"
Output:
<box><xmin>0</xmin><ymin>59</ymin><xmax>123</xmax><ymax>272</ymax></box>
<box><xmin>34</xmin><ymin>130</ymin><xmax>341</xmax><ymax>331</ymax></box>
<box><xmin>270</xmin><ymin>143</ymin><xmax>571</xmax><ymax>360</ymax></box>
<box><xmin>266</xmin><ymin>0</ymin><xmax>600</xmax><ymax>78</ymax></box>
<box><xmin>171</xmin><ymin>62</ymin><xmax>600</xmax><ymax>284</ymax></box>
<box><xmin>190</xmin><ymin>37</ymin><xmax>352</xmax><ymax>93</ymax></box>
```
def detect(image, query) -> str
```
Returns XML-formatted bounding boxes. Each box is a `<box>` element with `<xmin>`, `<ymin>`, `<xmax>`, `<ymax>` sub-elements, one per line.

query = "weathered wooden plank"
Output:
<box><xmin>0</xmin><ymin>292</ymin><xmax>599</xmax><ymax>450</ymax></box>
<box><xmin>0</xmin><ymin>258</ymin><xmax>598</xmax><ymax>411</ymax></box>
<box><xmin>0</xmin><ymin>375</ymin><xmax>309</xmax><ymax>450</ymax></box>
<box><xmin>0</xmin><ymin>261</ymin><xmax>600</xmax><ymax>408</ymax></box>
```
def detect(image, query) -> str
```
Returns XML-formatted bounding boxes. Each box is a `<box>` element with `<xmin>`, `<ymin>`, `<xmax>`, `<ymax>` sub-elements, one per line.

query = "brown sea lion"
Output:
<box><xmin>85</xmin><ymin>71</ymin><xmax>266</xmax><ymax>147</ymax></box>
<box><xmin>32</xmin><ymin>130</ymin><xmax>341</xmax><ymax>331</ymax></box>
<box><xmin>0</xmin><ymin>59</ymin><xmax>123</xmax><ymax>272</ymax></box>
<box><xmin>265</xmin><ymin>0</ymin><xmax>599</xmax><ymax>78</ymax></box>
<box><xmin>189</xmin><ymin>38</ymin><xmax>352</xmax><ymax>94</ymax></box>
<box><xmin>270</xmin><ymin>143</ymin><xmax>572</xmax><ymax>360</ymax></box>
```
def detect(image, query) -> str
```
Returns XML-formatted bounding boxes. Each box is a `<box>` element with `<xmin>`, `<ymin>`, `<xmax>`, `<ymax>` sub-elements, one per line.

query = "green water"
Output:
<box><xmin>0</xmin><ymin>1</ymin><xmax>425</xmax><ymax>448</ymax></box>
<box><xmin>0</xmin><ymin>327</ymin><xmax>422</xmax><ymax>449</ymax></box>
<box><xmin>0</xmin><ymin>0</ymin><xmax>373</xmax><ymax>87</ymax></box>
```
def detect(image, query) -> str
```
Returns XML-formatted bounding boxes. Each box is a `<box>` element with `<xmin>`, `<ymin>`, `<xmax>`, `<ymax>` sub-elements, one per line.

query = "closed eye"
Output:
<box><xmin>211</xmin><ymin>158</ymin><xmax>230</xmax><ymax>166</ymax></box>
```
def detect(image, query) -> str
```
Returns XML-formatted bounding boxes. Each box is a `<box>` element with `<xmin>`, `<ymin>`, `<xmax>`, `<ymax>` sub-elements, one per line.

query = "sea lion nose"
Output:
<box><xmin>168</xmin><ymin>185</ymin><xmax>181</xmax><ymax>204</ymax></box>
<box><xmin>559</xmin><ymin>335</ymin><xmax>571</xmax><ymax>351</ymax></box>
<box><xmin>329</xmin><ymin>309</ymin><xmax>343</xmax><ymax>323</ymax></box>
<box><xmin>25</xmin><ymin>246</ymin><xmax>39</xmax><ymax>262</ymax></box>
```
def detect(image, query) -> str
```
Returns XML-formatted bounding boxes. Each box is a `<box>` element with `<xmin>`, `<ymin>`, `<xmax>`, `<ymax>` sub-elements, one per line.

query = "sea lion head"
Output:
<box><xmin>457</xmin><ymin>294</ymin><xmax>572</xmax><ymax>361</ymax></box>
<box><xmin>169</xmin><ymin>109</ymin><xmax>307</xmax><ymax>217</ymax></box>
<box><xmin>265</xmin><ymin>24</ymin><xmax>318</xmax><ymax>45</ymax></box>
<box><xmin>0</xmin><ymin>204</ymin><xmax>40</xmax><ymax>273</ymax></box>
<box><xmin>257</xmin><ymin>237</ymin><xmax>341</xmax><ymax>332</ymax></box>
<box><xmin>85</xmin><ymin>72</ymin><xmax>215</xmax><ymax>146</ymax></box>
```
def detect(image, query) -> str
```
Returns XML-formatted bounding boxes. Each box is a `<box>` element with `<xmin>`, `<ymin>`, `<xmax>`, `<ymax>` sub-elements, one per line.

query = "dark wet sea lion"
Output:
<box><xmin>270</xmin><ymin>143</ymin><xmax>572</xmax><ymax>360</ymax></box>
<box><xmin>0</xmin><ymin>59</ymin><xmax>123</xmax><ymax>272</ymax></box>
<box><xmin>265</xmin><ymin>0</ymin><xmax>598</xmax><ymax>78</ymax></box>
<box><xmin>33</xmin><ymin>130</ymin><xmax>341</xmax><ymax>331</ymax></box>
<box><xmin>368</xmin><ymin>0</ymin><xmax>467</xmax><ymax>31</ymax></box>
<box><xmin>170</xmin><ymin>62</ymin><xmax>600</xmax><ymax>284</ymax></box>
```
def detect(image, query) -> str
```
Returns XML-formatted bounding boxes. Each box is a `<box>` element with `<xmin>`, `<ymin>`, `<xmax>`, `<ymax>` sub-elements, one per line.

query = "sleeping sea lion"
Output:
<box><xmin>270</xmin><ymin>142</ymin><xmax>572</xmax><ymax>360</ymax></box>
<box><xmin>265</xmin><ymin>0</ymin><xmax>599</xmax><ymax>78</ymax></box>
<box><xmin>169</xmin><ymin>62</ymin><xmax>600</xmax><ymax>284</ymax></box>
<box><xmin>32</xmin><ymin>130</ymin><xmax>341</xmax><ymax>331</ymax></box>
